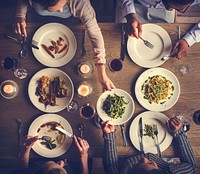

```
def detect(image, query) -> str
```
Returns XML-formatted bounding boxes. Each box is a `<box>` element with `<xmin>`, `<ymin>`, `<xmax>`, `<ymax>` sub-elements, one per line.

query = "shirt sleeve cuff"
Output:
<box><xmin>183</xmin><ymin>34</ymin><xmax>197</xmax><ymax>47</ymax></box>
<box><xmin>122</xmin><ymin>5</ymin><xmax>136</xmax><ymax>18</ymax></box>
<box><xmin>103</xmin><ymin>132</ymin><xmax>116</xmax><ymax>140</ymax></box>
<box><xmin>174</xmin><ymin>127</ymin><xmax>184</xmax><ymax>137</ymax></box>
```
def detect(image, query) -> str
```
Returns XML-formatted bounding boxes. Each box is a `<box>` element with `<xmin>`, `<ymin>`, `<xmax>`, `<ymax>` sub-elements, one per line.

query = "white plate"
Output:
<box><xmin>135</xmin><ymin>68</ymin><xmax>180</xmax><ymax>112</ymax></box>
<box><xmin>28</xmin><ymin>114</ymin><xmax>73</xmax><ymax>158</ymax></box>
<box><xmin>28</xmin><ymin>68</ymin><xmax>74</xmax><ymax>113</ymax></box>
<box><xmin>129</xmin><ymin>111</ymin><xmax>173</xmax><ymax>154</ymax></box>
<box><xmin>127</xmin><ymin>24</ymin><xmax>172</xmax><ymax>68</ymax></box>
<box><xmin>96</xmin><ymin>88</ymin><xmax>135</xmax><ymax>125</ymax></box>
<box><xmin>32</xmin><ymin>23</ymin><xmax>77</xmax><ymax>67</ymax></box>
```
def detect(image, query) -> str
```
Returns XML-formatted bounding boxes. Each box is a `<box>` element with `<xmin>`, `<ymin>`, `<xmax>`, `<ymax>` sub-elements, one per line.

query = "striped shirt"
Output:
<box><xmin>103</xmin><ymin>128</ymin><xmax>196</xmax><ymax>174</ymax></box>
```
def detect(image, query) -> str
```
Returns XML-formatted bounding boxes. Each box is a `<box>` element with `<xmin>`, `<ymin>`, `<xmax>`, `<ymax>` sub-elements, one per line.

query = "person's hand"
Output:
<box><xmin>100</xmin><ymin>120</ymin><xmax>115</xmax><ymax>134</ymax></box>
<box><xmin>14</xmin><ymin>17</ymin><xmax>27</xmax><ymax>37</ymax></box>
<box><xmin>99</xmin><ymin>74</ymin><xmax>115</xmax><ymax>91</ymax></box>
<box><xmin>74</xmin><ymin>135</ymin><xmax>89</xmax><ymax>158</ymax></box>
<box><xmin>170</xmin><ymin>39</ymin><xmax>189</xmax><ymax>59</ymax></box>
<box><xmin>166</xmin><ymin>117</ymin><xmax>183</xmax><ymax>134</ymax></box>
<box><xmin>125</xmin><ymin>13</ymin><xmax>142</xmax><ymax>38</ymax></box>
<box><xmin>19</xmin><ymin>135</ymin><xmax>38</xmax><ymax>160</ymax></box>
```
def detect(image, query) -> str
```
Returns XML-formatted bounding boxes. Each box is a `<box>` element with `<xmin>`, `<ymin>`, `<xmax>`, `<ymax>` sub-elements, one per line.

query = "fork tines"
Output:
<box><xmin>140</xmin><ymin>37</ymin><xmax>154</xmax><ymax>49</ymax></box>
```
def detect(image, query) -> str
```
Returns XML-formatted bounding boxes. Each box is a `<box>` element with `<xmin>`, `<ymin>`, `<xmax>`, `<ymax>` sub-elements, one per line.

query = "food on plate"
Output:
<box><xmin>143</xmin><ymin>124</ymin><xmax>155</xmax><ymax>139</ymax></box>
<box><xmin>42</xmin><ymin>36</ymin><xmax>69</xmax><ymax>58</ymax></box>
<box><xmin>102</xmin><ymin>93</ymin><xmax>129</xmax><ymax>119</ymax></box>
<box><xmin>42</xmin><ymin>44</ymin><xmax>55</xmax><ymax>58</ymax></box>
<box><xmin>35</xmin><ymin>76</ymin><xmax>68</xmax><ymax>108</ymax></box>
<box><xmin>37</xmin><ymin>121</ymin><xmax>66</xmax><ymax>150</ymax></box>
<box><xmin>141</xmin><ymin>75</ymin><xmax>174</xmax><ymax>104</ymax></box>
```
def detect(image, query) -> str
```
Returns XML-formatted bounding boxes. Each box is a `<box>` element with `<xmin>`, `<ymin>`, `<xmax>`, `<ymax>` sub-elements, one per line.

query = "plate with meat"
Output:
<box><xmin>28</xmin><ymin>68</ymin><xmax>74</xmax><ymax>112</ymax></box>
<box><xmin>32</xmin><ymin>23</ymin><xmax>77</xmax><ymax>67</ymax></box>
<box><xmin>28</xmin><ymin>114</ymin><xmax>73</xmax><ymax>158</ymax></box>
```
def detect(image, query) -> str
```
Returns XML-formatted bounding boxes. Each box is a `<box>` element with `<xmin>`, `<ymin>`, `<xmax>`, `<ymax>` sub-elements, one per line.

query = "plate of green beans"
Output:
<box><xmin>96</xmin><ymin>88</ymin><xmax>135</xmax><ymax>125</ymax></box>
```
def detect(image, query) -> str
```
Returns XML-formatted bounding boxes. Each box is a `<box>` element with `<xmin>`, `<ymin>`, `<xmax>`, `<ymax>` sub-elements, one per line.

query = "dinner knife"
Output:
<box><xmin>120</xmin><ymin>25</ymin><xmax>126</xmax><ymax>61</ymax></box>
<box><xmin>139</xmin><ymin>117</ymin><xmax>144</xmax><ymax>153</ymax></box>
<box><xmin>120</xmin><ymin>124</ymin><xmax>128</xmax><ymax>147</ymax></box>
<box><xmin>55</xmin><ymin>127</ymin><xmax>74</xmax><ymax>138</ymax></box>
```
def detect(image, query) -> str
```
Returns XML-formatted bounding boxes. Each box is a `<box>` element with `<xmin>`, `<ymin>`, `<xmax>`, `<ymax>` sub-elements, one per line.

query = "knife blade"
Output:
<box><xmin>120</xmin><ymin>25</ymin><xmax>126</xmax><ymax>61</ymax></box>
<box><xmin>139</xmin><ymin>117</ymin><xmax>144</xmax><ymax>153</ymax></box>
<box><xmin>55</xmin><ymin>127</ymin><xmax>74</xmax><ymax>138</ymax></box>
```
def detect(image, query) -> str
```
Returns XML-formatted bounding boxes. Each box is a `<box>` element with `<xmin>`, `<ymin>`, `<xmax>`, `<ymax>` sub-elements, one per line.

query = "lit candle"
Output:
<box><xmin>3</xmin><ymin>84</ymin><xmax>14</xmax><ymax>94</ymax></box>
<box><xmin>77</xmin><ymin>84</ymin><xmax>90</xmax><ymax>97</ymax></box>
<box><xmin>80</xmin><ymin>64</ymin><xmax>90</xmax><ymax>74</ymax></box>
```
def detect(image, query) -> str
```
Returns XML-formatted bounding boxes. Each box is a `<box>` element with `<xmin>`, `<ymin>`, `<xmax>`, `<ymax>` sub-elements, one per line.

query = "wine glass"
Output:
<box><xmin>67</xmin><ymin>100</ymin><xmax>79</xmax><ymax>113</ymax></box>
<box><xmin>172</xmin><ymin>112</ymin><xmax>192</xmax><ymax>132</ymax></box>
<box><xmin>1</xmin><ymin>56</ymin><xmax>28</xmax><ymax>79</ymax></box>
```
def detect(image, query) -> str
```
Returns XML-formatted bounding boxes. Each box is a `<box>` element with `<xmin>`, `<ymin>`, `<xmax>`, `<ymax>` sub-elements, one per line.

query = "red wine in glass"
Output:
<box><xmin>193</xmin><ymin>110</ymin><xmax>200</xmax><ymax>125</ymax></box>
<box><xmin>109</xmin><ymin>58</ymin><xmax>123</xmax><ymax>72</ymax></box>
<box><xmin>2</xmin><ymin>57</ymin><xmax>18</xmax><ymax>71</ymax></box>
<box><xmin>80</xmin><ymin>104</ymin><xmax>95</xmax><ymax>119</ymax></box>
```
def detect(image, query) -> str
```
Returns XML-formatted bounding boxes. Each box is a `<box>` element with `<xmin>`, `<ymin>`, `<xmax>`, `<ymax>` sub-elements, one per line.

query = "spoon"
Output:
<box><xmin>78</xmin><ymin>122</ymin><xmax>85</xmax><ymax>138</ymax></box>
<box><xmin>19</xmin><ymin>36</ymin><xmax>27</xmax><ymax>59</ymax></box>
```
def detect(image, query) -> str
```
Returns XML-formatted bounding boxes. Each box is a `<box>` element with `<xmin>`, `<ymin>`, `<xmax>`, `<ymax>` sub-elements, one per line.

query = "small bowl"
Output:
<box><xmin>0</xmin><ymin>80</ymin><xmax>19</xmax><ymax>99</ymax></box>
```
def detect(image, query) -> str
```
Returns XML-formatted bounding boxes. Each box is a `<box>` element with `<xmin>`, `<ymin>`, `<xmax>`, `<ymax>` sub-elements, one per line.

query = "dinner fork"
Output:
<box><xmin>139</xmin><ymin>37</ymin><xmax>154</xmax><ymax>49</ymax></box>
<box><xmin>153</xmin><ymin>124</ymin><xmax>162</xmax><ymax>157</ymax></box>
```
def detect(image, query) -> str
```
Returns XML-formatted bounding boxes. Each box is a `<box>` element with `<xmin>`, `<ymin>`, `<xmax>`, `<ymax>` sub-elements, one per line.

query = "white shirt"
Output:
<box><xmin>118</xmin><ymin>0</ymin><xmax>200</xmax><ymax>46</ymax></box>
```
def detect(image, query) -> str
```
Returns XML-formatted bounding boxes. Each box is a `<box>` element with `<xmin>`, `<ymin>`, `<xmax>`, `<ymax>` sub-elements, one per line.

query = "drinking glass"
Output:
<box><xmin>67</xmin><ymin>100</ymin><xmax>79</xmax><ymax>113</ymax></box>
<box><xmin>1</xmin><ymin>56</ymin><xmax>18</xmax><ymax>71</ymax></box>
<box><xmin>108</xmin><ymin>58</ymin><xmax>123</xmax><ymax>72</ymax></box>
<box><xmin>77</xmin><ymin>81</ymin><xmax>93</xmax><ymax>98</ymax></box>
<box><xmin>80</xmin><ymin>103</ymin><xmax>96</xmax><ymax>119</ymax></box>
<box><xmin>172</xmin><ymin>112</ymin><xmax>192</xmax><ymax>132</ymax></box>
<box><xmin>193</xmin><ymin>110</ymin><xmax>200</xmax><ymax>125</ymax></box>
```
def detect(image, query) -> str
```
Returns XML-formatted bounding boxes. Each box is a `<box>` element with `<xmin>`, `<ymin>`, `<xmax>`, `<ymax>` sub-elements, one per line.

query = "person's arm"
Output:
<box><xmin>74</xmin><ymin>136</ymin><xmax>89</xmax><ymax>174</ymax></box>
<box><xmin>170</xmin><ymin>22</ymin><xmax>200</xmax><ymax>59</ymax></box>
<box><xmin>183</xmin><ymin>22</ymin><xmax>200</xmax><ymax>47</ymax></box>
<box><xmin>69</xmin><ymin>0</ymin><xmax>115</xmax><ymax>90</ymax></box>
<box><xmin>101</xmin><ymin>121</ymin><xmax>119</xmax><ymax>174</ymax></box>
<box><xmin>166</xmin><ymin>118</ymin><xmax>196</xmax><ymax>174</ymax></box>
<box><xmin>18</xmin><ymin>136</ymin><xmax>38</xmax><ymax>169</ymax></box>
<box><xmin>169</xmin><ymin>129</ymin><xmax>196</xmax><ymax>174</ymax></box>
<box><xmin>15</xmin><ymin>0</ymin><xmax>29</xmax><ymax>37</ymax></box>
<box><xmin>118</xmin><ymin>0</ymin><xmax>136</xmax><ymax>18</ymax></box>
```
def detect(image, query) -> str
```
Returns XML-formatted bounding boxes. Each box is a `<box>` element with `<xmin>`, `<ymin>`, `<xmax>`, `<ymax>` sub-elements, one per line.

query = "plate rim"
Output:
<box><xmin>32</xmin><ymin>22</ymin><xmax>77</xmax><ymax>67</ymax></box>
<box><xmin>129</xmin><ymin>111</ymin><xmax>173</xmax><ymax>154</ymax></box>
<box><xmin>28</xmin><ymin>68</ymin><xmax>74</xmax><ymax>113</ymax></box>
<box><xmin>96</xmin><ymin>88</ymin><xmax>135</xmax><ymax>125</ymax></box>
<box><xmin>127</xmin><ymin>23</ymin><xmax>172</xmax><ymax>68</ymax></box>
<box><xmin>28</xmin><ymin>113</ymin><xmax>73</xmax><ymax>158</ymax></box>
<box><xmin>135</xmin><ymin>67</ymin><xmax>180</xmax><ymax>112</ymax></box>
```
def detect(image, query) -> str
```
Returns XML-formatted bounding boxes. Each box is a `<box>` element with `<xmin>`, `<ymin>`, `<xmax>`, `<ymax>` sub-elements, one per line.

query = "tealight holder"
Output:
<box><xmin>0</xmin><ymin>80</ymin><xmax>19</xmax><ymax>99</ymax></box>
<box><xmin>77</xmin><ymin>61</ymin><xmax>93</xmax><ymax>78</ymax></box>
<box><xmin>77</xmin><ymin>81</ymin><xmax>93</xmax><ymax>98</ymax></box>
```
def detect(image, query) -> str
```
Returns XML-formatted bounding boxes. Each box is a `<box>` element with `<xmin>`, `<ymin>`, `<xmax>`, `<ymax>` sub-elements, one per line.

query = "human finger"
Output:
<box><xmin>170</xmin><ymin>42</ymin><xmax>179</xmax><ymax>56</ymax></box>
<box><xmin>138</xmin><ymin>23</ymin><xmax>142</xmax><ymax>38</ymax></box>
<box><xmin>74</xmin><ymin>135</ymin><xmax>82</xmax><ymax>150</ymax></box>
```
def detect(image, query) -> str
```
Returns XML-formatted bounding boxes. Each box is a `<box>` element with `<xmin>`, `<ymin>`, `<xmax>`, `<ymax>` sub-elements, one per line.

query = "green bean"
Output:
<box><xmin>102</xmin><ymin>93</ymin><xmax>129</xmax><ymax>119</ymax></box>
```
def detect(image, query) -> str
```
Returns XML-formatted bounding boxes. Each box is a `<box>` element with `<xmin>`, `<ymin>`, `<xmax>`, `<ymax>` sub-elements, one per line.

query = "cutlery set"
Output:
<box><xmin>138</xmin><ymin>117</ymin><xmax>162</xmax><ymax>156</ymax></box>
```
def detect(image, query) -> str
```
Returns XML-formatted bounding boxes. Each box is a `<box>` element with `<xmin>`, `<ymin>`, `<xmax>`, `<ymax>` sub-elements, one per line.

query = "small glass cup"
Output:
<box><xmin>14</xmin><ymin>68</ymin><xmax>28</xmax><ymax>79</ymax></box>
<box><xmin>80</xmin><ymin>103</ymin><xmax>96</xmax><ymax>119</ymax></box>
<box><xmin>0</xmin><ymin>80</ymin><xmax>19</xmax><ymax>99</ymax></box>
<box><xmin>175</xmin><ymin>64</ymin><xmax>195</xmax><ymax>76</ymax></box>
<box><xmin>67</xmin><ymin>100</ymin><xmax>79</xmax><ymax>113</ymax></box>
<box><xmin>108</xmin><ymin>58</ymin><xmax>123</xmax><ymax>72</ymax></box>
<box><xmin>172</xmin><ymin>112</ymin><xmax>192</xmax><ymax>132</ymax></box>
<box><xmin>77</xmin><ymin>81</ymin><xmax>93</xmax><ymax>98</ymax></box>
<box><xmin>77</xmin><ymin>61</ymin><xmax>93</xmax><ymax>78</ymax></box>
<box><xmin>1</xmin><ymin>56</ymin><xmax>19</xmax><ymax>71</ymax></box>
<box><xmin>193</xmin><ymin>110</ymin><xmax>200</xmax><ymax>125</ymax></box>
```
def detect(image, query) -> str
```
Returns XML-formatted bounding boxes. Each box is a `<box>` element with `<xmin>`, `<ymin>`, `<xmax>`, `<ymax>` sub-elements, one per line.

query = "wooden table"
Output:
<box><xmin>0</xmin><ymin>23</ymin><xmax>200</xmax><ymax>173</ymax></box>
